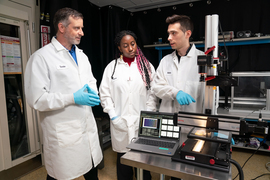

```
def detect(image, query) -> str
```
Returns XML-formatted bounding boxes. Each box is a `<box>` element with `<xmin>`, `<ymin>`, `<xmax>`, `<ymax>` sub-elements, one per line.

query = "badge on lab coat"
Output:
<box><xmin>57</xmin><ymin>65</ymin><xmax>68</xmax><ymax>69</ymax></box>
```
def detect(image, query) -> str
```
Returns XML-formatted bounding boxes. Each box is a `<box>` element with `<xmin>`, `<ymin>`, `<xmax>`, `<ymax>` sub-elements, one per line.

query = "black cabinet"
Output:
<box><xmin>96</xmin><ymin>117</ymin><xmax>111</xmax><ymax>169</ymax></box>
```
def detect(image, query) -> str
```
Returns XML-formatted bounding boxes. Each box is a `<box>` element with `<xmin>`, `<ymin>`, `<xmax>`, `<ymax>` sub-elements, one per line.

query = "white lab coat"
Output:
<box><xmin>24</xmin><ymin>37</ymin><xmax>102</xmax><ymax>180</ymax></box>
<box><xmin>152</xmin><ymin>44</ymin><xmax>205</xmax><ymax>136</ymax></box>
<box><xmin>99</xmin><ymin>57</ymin><xmax>157</xmax><ymax>153</ymax></box>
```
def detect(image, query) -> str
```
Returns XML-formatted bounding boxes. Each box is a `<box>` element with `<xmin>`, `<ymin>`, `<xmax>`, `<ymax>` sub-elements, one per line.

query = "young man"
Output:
<box><xmin>24</xmin><ymin>7</ymin><xmax>102</xmax><ymax>180</ymax></box>
<box><xmin>153</xmin><ymin>14</ymin><xmax>205</xmax><ymax>139</ymax></box>
<box><xmin>153</xmin><ymin>14</ymin><xmax>205</xmax><ymax>114</ymax></box>
<box><xmin>152</xmin><ymin>13</ymin><xmax>205</xmax><ymax>180</ymax></box>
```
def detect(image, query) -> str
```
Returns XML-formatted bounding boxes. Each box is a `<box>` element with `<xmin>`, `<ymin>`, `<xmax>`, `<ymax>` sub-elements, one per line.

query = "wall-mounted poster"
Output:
<box><xmin>1</xmin><ymin>35</ymin><xmax>22</xmax><ymax>74</ymax></box>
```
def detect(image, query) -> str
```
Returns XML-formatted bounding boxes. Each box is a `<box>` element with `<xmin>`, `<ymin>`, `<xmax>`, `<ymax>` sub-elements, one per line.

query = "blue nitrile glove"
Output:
<box><xmin>176</xmin><ymin>91</ymin><xmax>196</xmax><ymax>105</ymax></box>
<box><xmin>111</xmin><ymin>116</ymin><xmax>118</xmax><ymax>120</ymax></box>
<box><xmin>213</xmin><ymin>132</ymin><xmax>235</xmax><ymax>145</ymax></box>
<box><xmin>73</xmin><ymin>84</ymin><xmax>100</xmax><ymax>106</ymax></box>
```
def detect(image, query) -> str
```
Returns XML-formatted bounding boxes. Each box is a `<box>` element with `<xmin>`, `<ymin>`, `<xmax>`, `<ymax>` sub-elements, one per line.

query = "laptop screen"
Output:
<box><xmin>139</xmin><ymin>111</ymin><xmax>180</xmax><ymax>140</ymax></box>
<box><xmin>142</xmin><ymin>118</ymin><xmax>158</xmax><ymax>129</ymax></box>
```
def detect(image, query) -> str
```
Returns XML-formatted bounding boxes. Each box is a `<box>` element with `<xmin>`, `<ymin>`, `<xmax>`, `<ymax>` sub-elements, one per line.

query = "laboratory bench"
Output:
<box><xmin>121</xmin><ymin>150</ymin><xmax>231</xmax><ymax>180</ymax></box>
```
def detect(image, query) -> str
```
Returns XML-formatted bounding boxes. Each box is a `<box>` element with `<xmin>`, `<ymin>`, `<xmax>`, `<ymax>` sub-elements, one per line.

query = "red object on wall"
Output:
<box><xmin>41</xmin><ymin>25</ymin><xmax>50</xmax><ymax>47</ymax></box>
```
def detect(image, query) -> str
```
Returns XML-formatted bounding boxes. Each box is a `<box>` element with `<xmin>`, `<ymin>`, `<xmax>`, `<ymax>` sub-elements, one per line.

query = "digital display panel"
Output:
<box><xmin>142</xmin><ymin>118</ymin><xmax>158</xmax><ymax>129</ymax></box>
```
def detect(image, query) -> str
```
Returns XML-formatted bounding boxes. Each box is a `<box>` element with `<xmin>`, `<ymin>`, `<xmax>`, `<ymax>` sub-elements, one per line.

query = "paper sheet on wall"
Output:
<box><xmin>1</xmin><ymin>35</ymin><xmax>22</xmax><ymax>74</ymax></box>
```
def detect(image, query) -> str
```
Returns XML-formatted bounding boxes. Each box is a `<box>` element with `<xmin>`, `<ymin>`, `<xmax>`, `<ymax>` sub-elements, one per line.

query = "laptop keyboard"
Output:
<box><xmin>135</xmin><ymin>138</ymin><xmax>175</xmax><ymax>148</ymax></box>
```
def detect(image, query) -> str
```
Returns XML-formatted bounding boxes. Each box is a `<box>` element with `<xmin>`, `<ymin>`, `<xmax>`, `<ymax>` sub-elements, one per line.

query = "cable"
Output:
<box><xmin>239</xmin><ymin>107</ymin><xmax>266</xmax><ymax>121</ymax></box>
<box><xmin>232</xmin><ymin>107</ymin><xmax>268</xmax><ymax>180</ymax></box>
<box><xmin>266</xmin><ymin>162</ymin><xmax>270</xmax><ymax>172</ymax></box>
<box><xmin>233</xmin><ymin>140</ymin><xmax>263</xmax><ymax>180</ymax></box>
<box><xmin>230</xmin><ymin>159</ymin><xmax>244</xmax><ymax>180</ymax></box>
<box><xmin>218</xmin><ymin>20</ymin><xmax>229</xmax><ymax>73</ymax></box>
<box><xmin>251</xmin><ymin>173</ymin><xmax>270</xmax><ymax>180</ymax></box>
<box><xmin>239</xmin><ymin>109</ymin><xmax>257</xmax><ymax>121</ymax></box>
<box><xmin>250</xmin><ymin>160</ymin><xmax>270</xmax><ymax>180</ymax></box>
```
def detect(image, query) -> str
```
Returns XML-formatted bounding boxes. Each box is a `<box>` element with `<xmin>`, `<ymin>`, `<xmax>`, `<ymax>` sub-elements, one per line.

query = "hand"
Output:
<box><xmin>176</xmin><ymin>90</ymin><xmax>195</xmax><ymax>105</ymax></box>
<box><xmin>73</xmin><ymin>84</ymin><xmax>100</xmax><ymax>106</ymax></box>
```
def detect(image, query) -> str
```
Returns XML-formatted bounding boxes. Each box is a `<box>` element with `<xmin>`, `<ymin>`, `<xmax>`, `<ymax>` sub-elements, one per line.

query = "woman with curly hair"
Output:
<box><xmin>99</xmin><ymin>30</ymin><xmax>157</xmax><ymax>180</ymax></box>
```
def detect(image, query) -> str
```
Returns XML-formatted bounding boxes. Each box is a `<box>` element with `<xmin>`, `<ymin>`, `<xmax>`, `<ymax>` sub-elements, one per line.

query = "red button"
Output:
<box><xmin>209</xmin><ymin>159</ymin><xmax>215</xmax><ymax>165</ymax></box>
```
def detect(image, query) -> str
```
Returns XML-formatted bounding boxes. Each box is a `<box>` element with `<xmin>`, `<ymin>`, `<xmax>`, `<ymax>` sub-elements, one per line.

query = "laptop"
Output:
<box><xmin>126</xmin><ymin>111</ymin><xmax>181</xmax><ymax>156</ymax></box>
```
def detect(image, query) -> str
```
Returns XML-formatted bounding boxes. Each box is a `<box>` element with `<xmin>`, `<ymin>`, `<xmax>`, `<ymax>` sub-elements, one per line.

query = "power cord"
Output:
<box><xmin>266</xmin><ymin>162</ymin><xmax>270</xmax><ymax>172</ymax></box>
<box><xmin>239</xmin><ymin>108</ymin><xmax>263</xmax><ymax>121</ymax></box>
<box><xmin>230</xmin><ymin>159</ymin><xmax>244</xmax><ymax>180</ymax></box>
<box><xmin>233</xmin><ymin>107</ymin><xmax>268</xmax><ymax>180</ymax></box>
<box><xmin>233</xmin><ymin>140</ymin><xmax>263</xmax><ymax>180</ymax></box>
<box><xmin>251</xmin><ymin>173</ymin><xmax>270</xmax><ymax>180</ymax></box>
<box><xmin>249</xmin><ymin>162</ymin><xmax>270</xmax><ymax>179</ymax></box>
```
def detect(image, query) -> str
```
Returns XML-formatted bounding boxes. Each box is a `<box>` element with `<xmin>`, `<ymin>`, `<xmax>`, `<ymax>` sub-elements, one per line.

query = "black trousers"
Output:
<box><xmin>47</xmin><ymin>166</ymin><xmax>98</xmax><ymax>180</ymax></box>
<box><xmin>117</xmin><ymin>152</ymin><xmax>152</xmax><ymax>180</ymax></box>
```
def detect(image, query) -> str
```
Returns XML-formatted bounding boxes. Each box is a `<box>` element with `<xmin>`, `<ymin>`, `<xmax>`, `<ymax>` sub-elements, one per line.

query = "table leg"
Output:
<box><xmin>137</xmin><ymin>168</ymin><xmax>144</xmax><ymax>180</ymax></box>
<box><xmin>140</xmin><ymin>168</ymin><xmax>143</xmax><ymax>180</ymax></box>
<box><xmin>160</xmin><ymin>174</ymin><xmax>165</xmax><ymax>180</ymax></box>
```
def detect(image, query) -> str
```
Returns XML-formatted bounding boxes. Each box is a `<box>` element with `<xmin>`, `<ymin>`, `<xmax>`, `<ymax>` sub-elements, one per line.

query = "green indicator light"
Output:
<box><xmin>159</xmin><ymin>147</ymin><xmax>168</xmax><ymax>150</ymax></box>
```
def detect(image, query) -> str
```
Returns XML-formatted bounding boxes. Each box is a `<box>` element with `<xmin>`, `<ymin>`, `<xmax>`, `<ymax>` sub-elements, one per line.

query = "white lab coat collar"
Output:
<box><xmin>51</xmin><ymin>37</ymin><xmax>83</xmax><ymax>53</ymax></box>
<box><xmin>117</xmin><ymin>56</ymin><xmax>137</xmax><ymax>65</ymax></box>
<box><xmin>186</xmin><ymin>44</ymin><xmax>197</xmax><ymax>57</ymax></box>
<box><xmin>172</xmin><ymin>44</ymin><xmax>197</xmax><ymax>68</ymax></box>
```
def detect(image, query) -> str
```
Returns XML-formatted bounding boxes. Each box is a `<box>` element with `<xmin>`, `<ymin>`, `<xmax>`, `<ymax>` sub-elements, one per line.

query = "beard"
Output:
<box><xmin>64</xmin><ymin>32</ymin><xmax>81</xmax><ymax>45</ymax></box>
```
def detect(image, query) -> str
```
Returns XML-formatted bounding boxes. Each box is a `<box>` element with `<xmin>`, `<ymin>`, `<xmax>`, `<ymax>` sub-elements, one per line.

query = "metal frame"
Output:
<box><xmin>230</xmin><ymin>72</ymin><xmax>270</xmax><ymax>111</ymax></box>
<box><xmin>0</xmin><ymin>16</ymin><xmax>39</xmax><ymax>172</ymax></box>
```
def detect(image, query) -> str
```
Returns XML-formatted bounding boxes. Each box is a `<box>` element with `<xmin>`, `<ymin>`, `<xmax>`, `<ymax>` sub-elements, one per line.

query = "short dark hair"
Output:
<box><xmin>53</xmin><ymin>7</ymin><xmax>83</xmax><ymax>33</ymax></box>
<box><xmin>166</xmin><ymin>14</ymin><xmax>194</xmax><ymax>33</ymax></box>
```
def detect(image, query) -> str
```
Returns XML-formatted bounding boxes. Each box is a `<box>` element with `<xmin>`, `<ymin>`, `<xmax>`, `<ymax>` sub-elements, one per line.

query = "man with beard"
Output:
<box><xmin>24</xmin><ymin>7</ymin><xmax>102</xmax><ymax>180</ymax></box>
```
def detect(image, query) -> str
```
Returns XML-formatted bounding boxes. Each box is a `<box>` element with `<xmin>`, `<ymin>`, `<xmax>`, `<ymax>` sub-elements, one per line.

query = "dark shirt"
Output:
<box><xmin>176</xmin><ymin>44</ymin><xmax>192</xmax><ymax>63</ymax></box>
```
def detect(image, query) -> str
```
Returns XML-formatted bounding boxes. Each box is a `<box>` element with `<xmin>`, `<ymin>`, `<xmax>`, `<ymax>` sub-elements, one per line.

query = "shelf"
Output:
<box><xmin>144</xmin><ymin>36</ymin><xmax>270</xmax><ymax>61</ymax></box>
<box><xmin>4</xmin><ymin>72</ymin><xmax>22</xmax><ymax>75</ymax></box>
<box><xmin>144</xmin><ymin>36</ymin><xmax>270</xmax><ymax>49</ymax></box>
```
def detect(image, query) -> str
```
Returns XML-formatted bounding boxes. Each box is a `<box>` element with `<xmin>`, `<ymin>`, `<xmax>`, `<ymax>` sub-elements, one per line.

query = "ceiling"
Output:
<box><xmin>88</xmin><ymin>0</ymin><xmax>201</xmax><ymax>12</ymax></box>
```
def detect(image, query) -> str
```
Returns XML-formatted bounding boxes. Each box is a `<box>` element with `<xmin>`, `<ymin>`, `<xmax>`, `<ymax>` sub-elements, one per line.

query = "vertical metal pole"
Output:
<box><xmin>231</xmin><ymin>86</ymin><xmax>234</xmax><ymax>109</ymax></box>
<box><xmin>160</xmin><ymin>174</ymin><xmax>165</xmax><ymax>180</ymax></box>
<box><xmin>266</xmin><ymin>89</ymin><xmax>270</xmax><ymax>111</ymax></box>
<box><xmin>140</xmin><ymin>168</ymin><xmax>143</xmax><ymax>180</ymax></box>
<box><xmin>205</xmin><ymin>15</ymin><xmax>212</xmax><ymax>52</ymax></box>
<box><xmin>137</xmin><ymin>168</ymin><xmax>140</xmax><ymax>180</ymax></box>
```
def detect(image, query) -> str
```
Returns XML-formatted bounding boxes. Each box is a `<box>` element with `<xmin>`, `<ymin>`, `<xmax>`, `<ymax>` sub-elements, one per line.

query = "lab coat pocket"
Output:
<box><xmin>184</xmin><ymin>81</ymin><xmax>204</xmax><ymax>113</ymax></box>
<box><xmin>166</xmin><ymin>72</ymin><xmax>173</xmax><ymax>85</ymax></box>
<box><xmin>56</xmin><ymin>120</ymin><xmax>83</xmax><ymax>147</ymax></box>
<box><xmin>111</xmin><ymin>116</ymin><xmax>128</xmax><ymax>132</ymax></box>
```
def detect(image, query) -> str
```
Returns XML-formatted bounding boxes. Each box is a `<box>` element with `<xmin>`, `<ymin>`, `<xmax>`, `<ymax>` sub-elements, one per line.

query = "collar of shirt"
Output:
<box><xmin>54</xmin><ymin>36</ymin><xmax>78</xmax><ymax>65</ymax></box>
<box><xmin>123</xmin><ymin>56</ymin><xmax>135</xmax><ymax>66</ymax></box>
<box><xmin>176</xmin><ymin>44</ymin><xmax>192</xmax><ymax>62</ymax></box>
